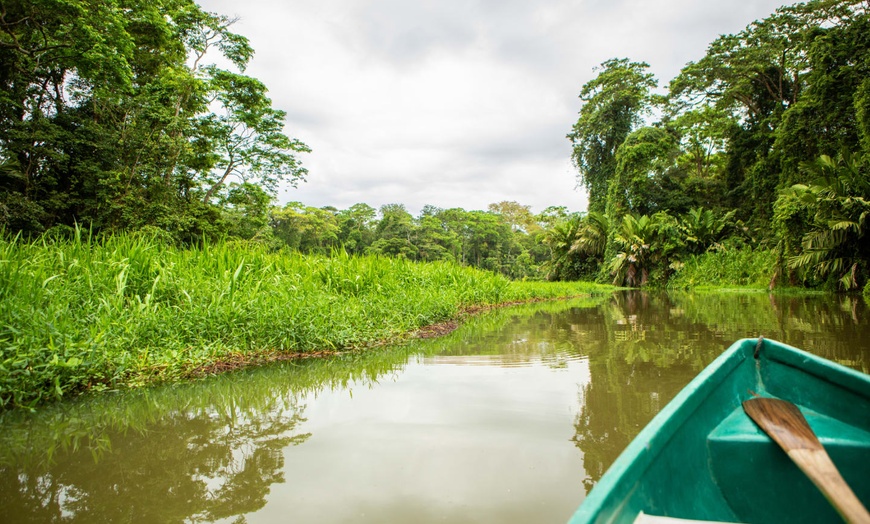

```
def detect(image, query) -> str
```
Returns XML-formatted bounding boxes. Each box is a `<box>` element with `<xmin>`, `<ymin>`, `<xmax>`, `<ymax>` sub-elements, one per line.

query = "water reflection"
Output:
<box><xmin>569</xmin><ymin>291</ymin><xmax>869</xmax><ymax>490</ymax></box>
<box><xmin>0</xmin><ymin>291</ymin><xmax>867</xmax><ymax>523</ymax></box>
<box><xmin>0</xmin><ymin>350</ymin><xmax>405</xmax><ymax>523</ymax></box>
<box><xmin>0</xmin><ymin>376</ymin><xmax>311</xmax><ymax>523</ymax></box>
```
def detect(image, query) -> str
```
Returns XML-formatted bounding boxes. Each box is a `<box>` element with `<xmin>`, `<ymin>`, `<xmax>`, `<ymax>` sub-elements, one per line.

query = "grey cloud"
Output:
<box><xmin>340</xmin><ymin>0</ymin><xmax>576</xmax><ymax>72</ymax></box>
<box><xmin>282</xmin><ymin>106</ymin><xmax>334</xmax><ymax>129</ymax></box>
<box><xmin>199</xmin><ymin>0</ymin><xmax>788</xmax><ymax>218</ymax></box>
<box><xmin>463</xmin><ymin>123</ymin><xmax>573</xmax><ymax>163</ymax></box>
<box><xmin>343</xmin><ymin>1</ymin><xmax>480</xmax><ymax>65</ymax></box>
<box><xmin>493</xmin><ymin>36</ymin><xmax>561</xmax><ymax>72</ymax></box>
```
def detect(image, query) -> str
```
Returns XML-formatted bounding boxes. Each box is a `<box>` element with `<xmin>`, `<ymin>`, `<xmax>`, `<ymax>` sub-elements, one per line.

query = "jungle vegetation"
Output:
<box><xmin>566</xmin><ymin>0</ymin><xmax>870</xmax><ymax>292</ymax></box>
<box><xmin>1</xmin><ymin>0</ymin><xmax>867</xmax><ymax>292</ymax></box>
<box><xmin>0</xmin><ymin>0</ymin><xmax>867</xmax><ymax>408</ymax></box>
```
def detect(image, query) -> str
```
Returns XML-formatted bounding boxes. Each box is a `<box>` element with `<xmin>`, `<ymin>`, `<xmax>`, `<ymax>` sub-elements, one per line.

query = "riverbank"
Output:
<box><xmin>0</xmin><ymin>233</ymin><xmax>612</xmax><ymax>409</ymax></box>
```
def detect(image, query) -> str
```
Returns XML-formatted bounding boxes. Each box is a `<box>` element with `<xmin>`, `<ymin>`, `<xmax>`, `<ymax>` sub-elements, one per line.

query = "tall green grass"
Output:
<box><xmin>0</xmin><ymin>232</ymin><xmax>610</xmax><ymax>408</ymax></box>
<box><xmin>0</xmin><ymin>294</ymin><xmax>610</xmax><ymax>469</ymax></box>
<box><xmin>667</xmin><ymin>248</ymin><xmax>776</xmax><ymax>290</ymax></box>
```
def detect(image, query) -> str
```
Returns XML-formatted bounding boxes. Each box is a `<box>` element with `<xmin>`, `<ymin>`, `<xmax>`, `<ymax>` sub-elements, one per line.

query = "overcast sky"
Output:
<box><xmin>196</xmin><ymin>0</ymin><xmax>786</xmax><ymax>216</ymax></box>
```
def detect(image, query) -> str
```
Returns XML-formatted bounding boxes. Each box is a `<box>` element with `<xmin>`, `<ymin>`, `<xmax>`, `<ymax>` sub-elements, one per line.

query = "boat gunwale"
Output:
<box><xmin>761</xmin><ymin>340</ymin><xmax>870</xmax><ymax>400</ymax></box>
<box><xmin>567</xmin><ymin>337</ymin><xmax>870</xmax><ymax>524</ymax></box>
<box><xmin>568</xmin><ymin>338</ymin><xmax>753</xmax><ymax>523</ymax></box>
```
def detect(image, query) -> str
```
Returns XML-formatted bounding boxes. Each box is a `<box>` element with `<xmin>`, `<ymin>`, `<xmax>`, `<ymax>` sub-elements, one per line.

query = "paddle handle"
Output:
<box><xmin>789</xmin><ymin>448</ymin><xmax>870</xmax><ymax>524</ymax></box>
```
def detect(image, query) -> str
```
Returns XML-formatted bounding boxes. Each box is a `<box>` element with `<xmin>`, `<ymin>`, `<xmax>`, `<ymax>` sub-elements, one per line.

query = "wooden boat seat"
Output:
<box><xmin>633</xmin><ymin>511</ymin><xmax>739</xmax><ymax>523</ymax></box>
<box><xmin>707</xmin><ymin>404</ymin><xmax>870</xmax><ymax>523</ymax></box>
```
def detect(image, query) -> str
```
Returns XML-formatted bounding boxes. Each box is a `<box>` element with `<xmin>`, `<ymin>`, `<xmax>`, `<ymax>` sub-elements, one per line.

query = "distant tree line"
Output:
<box><xmin>565</xmin><ymin>0</ymin><xmax>870</xmax><ymax>291</ymax></box>
<box><xmin>230</xmin><ymin>198</ymin><xmax>565</xmax><ymax>280</ymax></box>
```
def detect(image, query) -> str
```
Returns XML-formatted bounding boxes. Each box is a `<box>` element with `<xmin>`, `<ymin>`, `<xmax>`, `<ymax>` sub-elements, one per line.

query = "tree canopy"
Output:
<box><xmin>0</xmin><ymin>0</ymin><xmax>308</xmax><ymax>238</ymax></box>
<box><xmin>567</xmin><ymin>59</ymin><xmax>658</xmax><ymax>214</ymax></box>
<box><xmin>566</xmin><ymin>0</ymin><xmax>870</xmax><ymax>290</ymax></box>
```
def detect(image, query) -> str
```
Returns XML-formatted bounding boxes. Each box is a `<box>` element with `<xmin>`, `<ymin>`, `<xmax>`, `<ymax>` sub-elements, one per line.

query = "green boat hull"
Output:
<box><xmin>568</xmin><ymin>338</ymin><xmax>870</xmax><ymax>524</ymax></box>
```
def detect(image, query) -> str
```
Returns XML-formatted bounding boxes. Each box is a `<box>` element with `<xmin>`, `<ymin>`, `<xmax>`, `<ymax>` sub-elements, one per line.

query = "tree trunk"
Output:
<box><xmin>203</xmin><ymin>162</ymin><xmax>235</xmax><ymax>204</ymax></box>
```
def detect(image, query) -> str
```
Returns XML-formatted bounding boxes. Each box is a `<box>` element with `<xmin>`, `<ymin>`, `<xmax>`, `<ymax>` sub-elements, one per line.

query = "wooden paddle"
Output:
<box><xmin>743</xmin><ymin>397</ymin><xmax>870</xmax><ymax>524</ymax></box>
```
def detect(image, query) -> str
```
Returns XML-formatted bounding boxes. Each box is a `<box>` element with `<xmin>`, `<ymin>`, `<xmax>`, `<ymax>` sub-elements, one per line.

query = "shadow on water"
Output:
<box><xmin>0</xmin><ymin>291</ymin><xmax>867</xmax><ymax>522</ymax></box>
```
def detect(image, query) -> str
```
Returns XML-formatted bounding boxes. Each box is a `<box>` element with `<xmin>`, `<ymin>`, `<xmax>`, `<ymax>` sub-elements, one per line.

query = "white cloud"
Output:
<box><xmin>197</xmin><ymin>0</ymin><xmax>786</xmax><ymax>215</ymax></box>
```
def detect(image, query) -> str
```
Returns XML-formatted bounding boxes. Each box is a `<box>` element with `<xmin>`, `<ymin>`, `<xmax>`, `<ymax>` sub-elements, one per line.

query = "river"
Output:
<box><xmin>1</xmin><ymin>291</ymin><xmax>867</xmax><ymax>523</ymax></box>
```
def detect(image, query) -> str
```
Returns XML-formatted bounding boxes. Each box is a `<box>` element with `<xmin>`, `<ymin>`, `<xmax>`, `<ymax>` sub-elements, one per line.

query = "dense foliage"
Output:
<box><xmin>3</xmin><ymin>0</ymin><xmax>866</xmax><ymax>290</ymax></box>
<box><xmin>0</xmin><ymin>0</ymin><xmax>308</xmax><ymax>240</ymax></box>
<box><xmin>567</xmin><ymin>0</ymin><xmax>870</xmax><ymax>291</ymax></box>
<box><xmin>0</xmin><ymin>231</ymin><xmax>610</xmax><ymax>408</ymax></box>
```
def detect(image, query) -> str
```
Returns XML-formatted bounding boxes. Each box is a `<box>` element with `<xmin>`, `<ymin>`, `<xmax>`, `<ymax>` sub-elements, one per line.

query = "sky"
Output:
<box><xmin>196</xmin><ymin>0</ymin><xmax>787</xmax><ymax>217</ymax></box>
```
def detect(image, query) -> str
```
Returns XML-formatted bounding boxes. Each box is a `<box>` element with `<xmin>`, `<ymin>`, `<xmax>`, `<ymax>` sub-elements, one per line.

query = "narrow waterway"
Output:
<box><xmin>1</xmin><ymin>291</ymin><xmax>868</xmax><ymax>523</ymax></box>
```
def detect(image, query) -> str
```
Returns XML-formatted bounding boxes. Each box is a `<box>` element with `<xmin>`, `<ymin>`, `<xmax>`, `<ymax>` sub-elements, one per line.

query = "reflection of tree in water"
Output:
<box><xmin>410</xmin><ymin>295</ymin><xmax>611</xmax><ymax>366</ymax></box>
<box><xmin>570</xmin><ymin>290</ymin><xmax>869</xmax><ymax>491</ymax></box>
<box><xmin>675</xmin><ymin>292</ymin><xmax>870</xmax><ymax>371</ymax></box>
<box><xmin>568</xmin><ymin>292</ymin><xmax>692</xmax><ymax>492</ymax></box>
<box><xmin>2</xmin><ymin>403</ymin><xmax>307</xmax><ymax>523</ymax></box>
<box><xmin>0</xmin><ymin>350</ymin><xmax>409</xmax><ymax>524</ymax></box>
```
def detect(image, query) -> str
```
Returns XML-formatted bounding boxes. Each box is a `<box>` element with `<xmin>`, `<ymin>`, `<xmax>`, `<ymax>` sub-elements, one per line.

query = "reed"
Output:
<box><xmin>0</xmin><ymin>232</ymin><xmax>610</xmax><ymax>408</ymax></box>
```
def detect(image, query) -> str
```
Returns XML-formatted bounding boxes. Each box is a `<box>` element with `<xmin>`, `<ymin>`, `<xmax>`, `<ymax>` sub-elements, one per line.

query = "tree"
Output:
<box><xmin>608</xmin><ymin>214</ymin><xmax>657</xmax><ymax>287</ymax></box>
<box><xmin>669</xmin><ymin>0</ymin><xmax>868</xmax><ymax>225</ymax></box>
<box><xmin>679</xmin><ymin>208</ymin><xmax>736</xmax><ymax>255</ymax></box>
<box><xmin>461</xmin><ymin>211</ymin><xmax>515</xmax><ymax>271</ymax></box>
<box><xmin>568</xmin><ymin>59</ymin><xmax>658</xmax><ymax>213</ymax></box>
<box><xmin>669</xmin><ymin>107</ymin><xmax>735</xmax><ymax>210</ymax></box>
<box><xmin>608</xmin><ymin>126</ymin><xmax>686</xmax><ymax>218</ymax></box>
<box><xmin>487</xmin><ymin>201</ymin><xmax>538</xmax><ymax>233</ymax></box>
<box><xmin>432</xmin><ymin>208</ymin><xmax>472</xmax><ymax>264</ymax></box>
<box><xmin>415</xmin><ymin>212</ymin><xmax>459</xmax><ymax>263</ymax></box>
<box><xmin>200</xmin><ymin>69</ymin><xmax>309</xmax><ymax>204</ymax></box>
<box><xmin>270</xmin><ymin>202</ymin><xmax>339</xmax><ymax>253</ymax></box>
<box><xmin>536</xmin><ymin>206</ymin><xmax>571</xmax><ymax>229</ymax></box>
<box><xmin>774</xmin><ymin>8</ymin><xmax>870</xmax><ymax>186</ymax></box>
<box><xmin>573</xmin><ymin>211</ymin><xmax>610</xmax><ymax>263</ymax></box>
<box><xmin>607</xmin><ymin>213</ymin><xmax>682</xmax><ymax>287</ymax></box>
<box><xmin>366</xmin><ymin>204</ymin><xmax>418</xmax><ymax>259</ymax></box>
<box><xmin>0</xmin><ymin>0</ymin><xmax>309</xmax><ymax>240</ymax></box>
<box><xmin>784</xmin><ymin>154</ymin><xmax>870</xmax><ymax>290</ymax></box>
<box><xmin>541</xmin><ymin>214</ymin><xmax>584</xmax><ymax>281</ymax></box>
<box><xmin>0</xmin><ymin>0</ymin><xmax>162</xmax><ymax>232</ymax></box>
<box><xmin>336</xmin><ymin>203</ymin><xmax>377</xmax><ymax>254</ymax></box>
<box><xmin>220</xmin><ymin>182</ymin><xmax>274</xmax><ymax>241</ymax></box>
<box><xmin>373</xmin><ymin>204</ymin><xmax>414</xmax><ymax>241</ymax></box>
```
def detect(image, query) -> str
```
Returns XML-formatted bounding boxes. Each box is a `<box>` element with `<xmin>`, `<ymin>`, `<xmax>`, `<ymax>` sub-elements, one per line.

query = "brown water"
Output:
<box><xmin>1</xmin><ymin>291</ymin><xmax>868</xmax><ymax>523</ymax></box>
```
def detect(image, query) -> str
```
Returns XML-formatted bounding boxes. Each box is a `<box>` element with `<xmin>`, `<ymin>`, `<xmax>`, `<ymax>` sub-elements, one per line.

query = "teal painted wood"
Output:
<box><xmin>567</xmin><ymin>338</ymin><xmax>870</xmax><ymax>524</ymax></box>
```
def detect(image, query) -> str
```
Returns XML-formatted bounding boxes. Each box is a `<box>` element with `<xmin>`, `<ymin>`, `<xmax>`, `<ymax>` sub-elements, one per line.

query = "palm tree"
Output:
<box><xmin>608</xmin><ymin>214</ymin><xmax>657</xmax><ymax>286</ymax></box>
<box><xmin>679</xmin><ymin>207</ymin><xmax>736</xmax><ymax>254</ymax></box>
<box><xmin>787</xmin><ymin>154</ymin><xmax>870</xmax><ymax>289</ymax></box>
<box><xmin>541</xmin><ymin>214</ymin><xmax>583</xmax><ymax>280</ymax></box>
<box><xmin>573</xmin><ymin>211</ymin><xmax>610</xmax><ymax>260</ymax></box>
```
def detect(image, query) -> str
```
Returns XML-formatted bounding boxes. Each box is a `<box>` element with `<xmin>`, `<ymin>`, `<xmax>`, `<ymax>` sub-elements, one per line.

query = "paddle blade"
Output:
<box><xmin>742</xmin><ymin>397</ymin><xmax>821</xmax><ymax>452</ymax></box>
